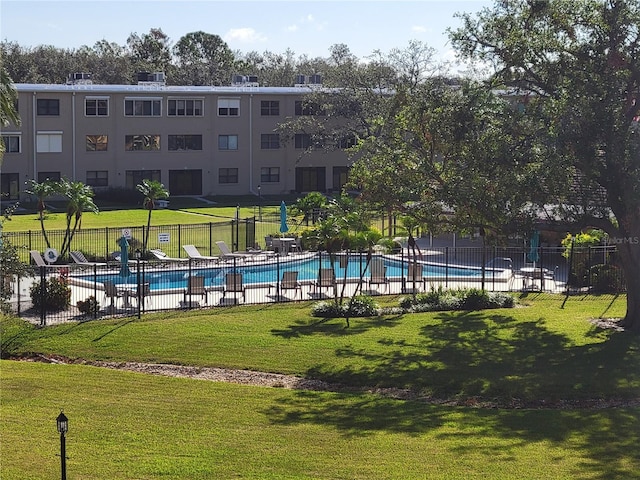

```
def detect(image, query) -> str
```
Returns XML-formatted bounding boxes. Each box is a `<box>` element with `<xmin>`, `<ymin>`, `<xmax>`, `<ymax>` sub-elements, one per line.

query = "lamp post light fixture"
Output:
<box><xmin>56</xmin><ymin>411</ymin><xmax>68</xmax><ymax>480</ymax></box>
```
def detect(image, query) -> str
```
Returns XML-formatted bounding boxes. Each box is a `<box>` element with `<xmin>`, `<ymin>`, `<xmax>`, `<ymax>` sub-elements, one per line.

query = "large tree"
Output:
<box><xmin>450</xmin><ymin>0</ymin><xmax>640</xmax><ymax>331</ymax></box>
<box><xmin>173</xmin><ymin>31</ymin><xmax>236</xmax><ymax>86</ymax></box>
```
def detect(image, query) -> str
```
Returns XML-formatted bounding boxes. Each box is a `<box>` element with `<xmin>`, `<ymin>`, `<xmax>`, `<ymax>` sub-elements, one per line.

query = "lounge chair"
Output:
<box><xmin>280</xmin><ymin>271</ymin><xmax>302</xmax><ymax>299</ymax></box>
<box><xmin>215</xmin><ymin>240</ymin><xmax>275</xmax><ymax>261</ymax></box>
<box><xmin>70</xmin><ymin>250</ymin><xmax>107</xmax><ymax>266</ymax></box>
<box><xmin>313</xmin><ymin>268</ymin><xmax>336</xmax><ymax>296</ymax></box>
<box><xmin>150</xmin><ymin>249</ymin><xmax>189</xmax><ymax>262</ymax></box>
<box><xmin>183</xmin><ymin>276</ymin><xmax>208</xmax><ymax>306</ymax></box>
<box><xmin>182</xmin><ymin>245</ymin><xmax>220</xmax><ymax>263</ymax></box>
<box><xmin>368</xmin><ymin>258</ymin><xmax>389</xmax><ymax>293</ymax></box>
<box><xmin>222</xmin><ymin>273</ymin><xmax>245</xmax><ymax>303</ymax></box>
<box><xmin>29</xmin><ymin>250</ymin><xmax>68</xmax><ymax>270</ymax></box>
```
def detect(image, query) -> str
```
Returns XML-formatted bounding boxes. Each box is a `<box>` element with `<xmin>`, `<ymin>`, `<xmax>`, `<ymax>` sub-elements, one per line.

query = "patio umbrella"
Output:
<box><xmin>118</xmin><ymin>235</ymin><xmax>132</xmax><ymax>277</ymax></box>
<box><xmin>280</xmin><ymin>201</ymin><xmax>289</xmax><ymax>235</ymax></box>
<box><xmin>526</xmin><ymin>230</ymin><xmax>540</xmax><ymax>264</ymax></box>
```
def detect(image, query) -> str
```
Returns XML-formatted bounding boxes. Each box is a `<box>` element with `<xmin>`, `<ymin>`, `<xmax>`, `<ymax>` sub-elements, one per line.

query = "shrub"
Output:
<box><xmin>311</xmin><ymin>301</ymin><xmax>343</xmax><ymax>318</ymax></box>
<box><xmin>344</xmin><ymin>295</ymin><xmax>379</xmax><ymax>317</ymax></box>
<box><xmin>438</xmin><ymin>294</ymin><xmax>463</xmax><ymax>310</ymax></box>
<box><xmin>30</xmin><ymin>276</ymin><xmax>71</xmax><ymax>311</ymax></box>
<box><xmin>397</xmin><ymin>288</ymin><xmax>514</xmax><ymax>312</ymax></box>
<box><xmin>311</xmin><ymin>296</ymin><xmax>380</xmax><ymax>318</ymax></box>
<box><xmin>77</xmin><ymin>296</ymin><xmax>100</xmax><ymax>316</ymax></box>
<box><xmin>487</xmin><ymin>292</ymin><xmax>515</xmax><ymax>308</ymax></box>
<box><xmin>589</xmin><ymin>264</ymin><xmax>626</xmax><ymax>293</ymax></box>
<box><xmin>459</xmin><ymin>288</ymin><xmax>491</xmax><ymax>310</ymax></box>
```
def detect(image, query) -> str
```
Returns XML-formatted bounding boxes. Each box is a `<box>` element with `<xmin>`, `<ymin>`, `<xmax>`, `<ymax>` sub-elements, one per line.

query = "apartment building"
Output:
<box><xmin>1</xmin><ymin>74</ymin><xmax>352</xmax><ymax>202</ymax></box>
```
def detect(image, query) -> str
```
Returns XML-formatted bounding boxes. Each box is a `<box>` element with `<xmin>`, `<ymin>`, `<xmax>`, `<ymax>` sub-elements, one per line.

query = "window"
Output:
<box><xmin>168</xmin><ymin>98</ymin><xmax>203</xmax><ymax>116</ymax></box>
<box><xmin>85</xmin><ymin>97</ymin><xmax>109</xmax><ymax>116</ymax></box>
<box><xmin>218</xmin><ymin>135</ymin><xmax>238</xmax><ymax>150</ymax></box>
<box><xmin>125</xmin><ymin>170</ymin><xmax>161</xmax><ymax>189</ymax></box>
<box><xmin>37</xmin><ymin>99</ymin><xmax>59</xmax><ymax>116</ymax></box>
<box><xmin>37</xmin><ymin>171</ymin><xmax>61</xmax><ymax>182</ymax></box>
<box><xmin>1</xmin><ymin>173</ymin><xmax>20</xmax><ymax>200</ymax></box>
<box><xmin>295</xmin><ymin>100</ymin><xmax>324</xmax><ymax>116</ymax></box>
<box><xmin>124</xmin><ymin>98</ymin><xmax>161</xmax><ymax>116</ymax></box>
<box><xmin>86</xmin><ymin>170</ymin><xmax>108</xmax><ymax>187</ymax></box>
<box><xmin>218</xmin><ymin>98</ymin><xmax>240</xmax><ymax>116</ymax></box>
<box><xmin>261</xmin><ymin>100</ymin><xmax>279</xmax><ymax>116</ymax></box>
<box><xmin>338</xmin><ymin>136</ymin><xmax>356</xmax><ymax>149</ymax></box>
<box><xmin>333</xmin><ymin>166</ymin><xmax>349</xmax><ymax>191</ymax></box>
<box><xmin>86</xmin><ymin>135</ymin><xmax>108</xmax><ymax>152</ymax></box>
<box><xmin>1</xmin><ymin>134</ymin><xmax>20</xmax><ymax>153</ymax></box>
<box><xmin>295</xmin><ymin>133</ymin><xmax>312</xmax><ymax>149</ymax></box>
<box><xmin>219</xmin><ymin>168</ymin><xmax>238</xmax><ymax>184</ymax></box>
<box><xmin>125</xmin><ymin>135</ymin><xmax>160</xmax><ymax>151</ymax></box>
<box><xmin>36</xmin><ymin>132</ymin><xmax>62</xmax><ymax>153</ymax></box>
<box><xmin>260</xmin><ymin>167</ymin><xmax>280</xmax><ymax>183</ymax></box>
<box><xmin>261</xmin><ymin>134</ymin><xmax>280</xmax><ymax>149</ymax></box>
<box><xmin>168</xmin><ymin>135</ymin><xmax>202</xmax><ymax>151</ymax></box>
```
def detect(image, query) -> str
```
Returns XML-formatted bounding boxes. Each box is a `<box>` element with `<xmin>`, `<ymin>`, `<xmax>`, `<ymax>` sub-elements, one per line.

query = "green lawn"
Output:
<box><xmin>1</xmin><ymin>295</ymin><xmax>639</xmax><ymax>479</ymax></box>
<box><xmin>2</xmin><ymin>205</ymin><xmax>283</xmax><ymax>232</ymax></box>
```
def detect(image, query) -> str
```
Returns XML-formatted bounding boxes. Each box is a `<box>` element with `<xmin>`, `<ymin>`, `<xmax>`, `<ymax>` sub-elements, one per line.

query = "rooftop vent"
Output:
<box><xmin>66</xmin><ymin>72</ymin><xmax>92</xmax><ymax>85</ymax></box>
<box><xmin>231</xmin><ymin>74</ymin><xmax>259</xmax><ymax>87</ymax></box>
<box><xmin>137</xmin><ymin>72</ymin><xmax>166</xmax><ymax>86</ymax></box>
<box><xmin>294</xmin><ymin>74</ymin><xmax>322</xmax><ymax>87</ymax></box>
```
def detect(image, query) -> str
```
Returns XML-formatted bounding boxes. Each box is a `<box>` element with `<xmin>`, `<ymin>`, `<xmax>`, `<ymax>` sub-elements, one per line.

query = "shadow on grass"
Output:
<box><xmin>270</xmin><ymin>314</ymin><xmax>404</xmax><ymax>338</ymax></box>
<box><xmin>264</xmin><ymin>308</ymin><xmax>640</xmax><ymax>479</ymax></box>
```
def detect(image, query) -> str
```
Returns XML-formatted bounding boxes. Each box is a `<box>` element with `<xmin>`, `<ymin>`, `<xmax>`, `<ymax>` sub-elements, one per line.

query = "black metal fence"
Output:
<box><xmin>5</xmin><ymin>243</ymin><xmax>625</xmax><ymax>326</ymax></box>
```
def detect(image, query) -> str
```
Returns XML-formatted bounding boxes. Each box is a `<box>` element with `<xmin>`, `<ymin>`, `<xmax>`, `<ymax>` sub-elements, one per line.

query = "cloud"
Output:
<box><xmin>286</xmin><ymin>13</ymin><xmax>326</xmax><ymax>34</ymax></box>
<box><xmin>411</xmin><ymin>25</ymin><xmax>431</xmax><ymax>34</ymax></box>
<box><xmin>225</xmin><ymin>27</ymin><xmax>267</xmax><ymax>46</ymax></box>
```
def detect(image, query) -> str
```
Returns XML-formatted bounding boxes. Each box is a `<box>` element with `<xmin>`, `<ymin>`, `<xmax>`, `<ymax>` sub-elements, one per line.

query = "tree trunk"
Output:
<box><xmin>617</xmin><ymin>239</ymin><xmax>640</xmax><ymax>333</ymax></box>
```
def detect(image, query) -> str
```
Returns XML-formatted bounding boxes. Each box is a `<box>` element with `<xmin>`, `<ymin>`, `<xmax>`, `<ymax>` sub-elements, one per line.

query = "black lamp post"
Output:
<box><xmin>258</xmin><ymin>185</ymin><xmax>262</xmax><ymax>222</ymax></box>
<box><xmin>56</xmin><ymin>411</ymin><xmax>68</xmax><ymax>480</ymax></box>
<box><xmin>135</xmin><ymin>248</ymin><xmax>141</xmax><ymax>318</ymax></box>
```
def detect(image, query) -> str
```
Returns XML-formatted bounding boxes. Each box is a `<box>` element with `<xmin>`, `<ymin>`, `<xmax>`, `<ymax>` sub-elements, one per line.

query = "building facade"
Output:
<box><xmin>1</xmin><ymin>76</ymin><xmax>352</xmax><ymax>202</ymax></box>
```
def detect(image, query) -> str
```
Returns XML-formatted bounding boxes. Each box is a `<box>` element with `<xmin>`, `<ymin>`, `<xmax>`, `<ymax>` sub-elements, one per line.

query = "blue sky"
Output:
<box><xmin>1</xmin><ymin>0</ymin><xmax>492</xmax><ymax>65</ymax></box>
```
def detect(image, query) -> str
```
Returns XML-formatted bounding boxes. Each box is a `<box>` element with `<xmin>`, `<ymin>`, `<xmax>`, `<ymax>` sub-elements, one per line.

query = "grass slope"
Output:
<box><xmin>2</xmin><ymin>295</ymin><xmax>639</xmax><ymax>479</ymax></box>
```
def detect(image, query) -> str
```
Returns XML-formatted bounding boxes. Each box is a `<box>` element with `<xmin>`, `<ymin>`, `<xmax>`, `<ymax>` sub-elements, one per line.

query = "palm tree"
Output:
<box><xmin>136</xmin><ymin>179</ymin><xmax>169</xmax><ymax>253</ymax></box>
<box><xmin>58</xmin><ymin>178</ymin><xmax>99</xmax><ymax>258</ymax></box>
<box><xmin>0</xmin><ymin>66</ymin><xmax>20</xmax><ymax>164</ymax></box>
<box><xmin>24</xmin><ymin>179</ymin><xmax>58</xmax><ymax>249</ymax></box>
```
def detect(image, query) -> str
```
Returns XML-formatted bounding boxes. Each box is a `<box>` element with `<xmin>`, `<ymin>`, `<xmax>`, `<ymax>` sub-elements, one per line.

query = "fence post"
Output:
<box><xmin>445</xmin><ymin>247</ymin><xmax>449</xmax><ymax>289</ymax></box>
<box><xmin>39</xmin><ymin>266</ymin><xmax>46</xmax><ymax>327</ymax></box>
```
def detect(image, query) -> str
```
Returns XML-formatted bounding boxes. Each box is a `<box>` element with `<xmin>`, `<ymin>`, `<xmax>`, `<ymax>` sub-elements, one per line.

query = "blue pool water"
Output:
<box><xmin>77</xmin><ymin>255</ymin><xmax>487</xmax><ymax>291</ymax></box>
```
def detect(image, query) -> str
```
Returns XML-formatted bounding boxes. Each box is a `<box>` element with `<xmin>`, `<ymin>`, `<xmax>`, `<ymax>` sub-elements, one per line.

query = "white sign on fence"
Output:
<box><xmin>158</xmin><ymin>233</ymin><xmax>170</xmax><ymax>244</ymax></box>
<box><xmin>122</xmin><ymin>228</ymin><xmax>132</xmax><ymax>239</ymax></box>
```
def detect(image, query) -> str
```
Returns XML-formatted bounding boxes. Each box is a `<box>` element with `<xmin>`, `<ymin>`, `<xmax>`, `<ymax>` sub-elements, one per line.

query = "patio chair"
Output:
<box><xmin>131</xmin><ymin>282</ymin><xmax>153</xmax><ymax>309</ymax></box>
<box><xmin>368</xmin><ymin>258</ymin><xmax>389</xmax><ymax>293</ymax></box>
<box><xmin>222</xmin><ymin>273</ymin><xmax>245</xmax><ymax>303</ymax></box>
<box><xmin>183</xmin><ymin>276</ymin><xmax>208</xmax><ymax>306</ymax></box>
<box><xmin>182</xmin><ymin>245</ymin><xmax>220</xmax><ymax>264</ymax></box>
<box><xmin>150</xmin><ymin>249</ymin><xmax>189</xmax><ymax>262</ymax></box>
<box><xmin>403</xmin><ymin>262</ymin><xmax>424</xmax><ymax>293</ymax></box>
<box><xmin>280</xmin><ymin>271</ymin><xmax>302</xmax><ymax>299</ymax></box>
<box><xmin>313</xmin><ymin>268</ymin><xmax>336</xmax><ymax>295</ymax></box>
<box><xmin>103</xmin><ymin>281</ymin><xmax>124</xmax><ymax>309</ymax></box>
<box><xmin>70</xmin><ymin>250</ymin><xmax>107</xmax><ymax>266</ymax></box>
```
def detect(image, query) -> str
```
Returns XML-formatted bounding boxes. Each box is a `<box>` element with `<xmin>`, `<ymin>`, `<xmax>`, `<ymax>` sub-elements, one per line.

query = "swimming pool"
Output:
<box><xmin>76</xmin><ymin>254</ymin><xmax>494</xmax><ymax>291</ymax></box>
